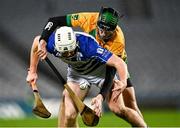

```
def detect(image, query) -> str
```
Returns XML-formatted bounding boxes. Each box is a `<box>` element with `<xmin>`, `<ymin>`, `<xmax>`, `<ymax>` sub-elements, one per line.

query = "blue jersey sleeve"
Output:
<box><xmin>77</xmin><ymin>33</ymin><xmax>112</xmax><ymax>63</ymax></box>
<box><xmin>46</xmin><ymin>32</ymin><xmax>55</xmax><ymax>54</ymax></box>
<box><xmin>46</xmin><ymin>32</ymin><xmax>62</xmax><ymax>57</ymax></box>
<box><xmin>95</xmin><ymin>47</ymin><xmax>113</xmax><ymax>63</ymax></box>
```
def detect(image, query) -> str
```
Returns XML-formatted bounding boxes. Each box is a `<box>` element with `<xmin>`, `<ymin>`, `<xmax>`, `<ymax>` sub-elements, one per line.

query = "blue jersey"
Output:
<box><xmin>46</xmin><ymin>32</ymin><xmax>112</xmax><ymax>74</ymax></box>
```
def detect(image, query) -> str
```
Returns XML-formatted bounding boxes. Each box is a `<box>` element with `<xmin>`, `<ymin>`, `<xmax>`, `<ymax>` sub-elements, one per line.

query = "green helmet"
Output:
<box><xmin>97</xmin><ymin>7</ymin><xmax>119</xmax><ymax>31</ymax></box>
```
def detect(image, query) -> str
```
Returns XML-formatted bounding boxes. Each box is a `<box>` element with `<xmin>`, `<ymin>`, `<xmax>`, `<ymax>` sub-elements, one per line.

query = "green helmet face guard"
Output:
<box><xmin>97</xmin><ymin>7</ymin><xmax>119</xmax><ymax>31</ymax></box>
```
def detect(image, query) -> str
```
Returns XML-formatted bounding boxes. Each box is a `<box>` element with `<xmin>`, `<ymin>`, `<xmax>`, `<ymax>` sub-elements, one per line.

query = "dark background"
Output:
<box><xmin>0</xmin><ymin>0</ymin><xmax>180</xmax><ymax>108</ymax></box>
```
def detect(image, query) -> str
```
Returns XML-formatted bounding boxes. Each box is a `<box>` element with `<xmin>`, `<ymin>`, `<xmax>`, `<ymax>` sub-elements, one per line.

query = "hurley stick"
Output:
<box><xmin>30</xmin><ymin>83</ymin><xmax>51</xmax><ymax>118</ymax></box>
<box><xmin>45</xmin><ymin>57</ymin><xmax>99</xmax><ymax>126</ymax></box>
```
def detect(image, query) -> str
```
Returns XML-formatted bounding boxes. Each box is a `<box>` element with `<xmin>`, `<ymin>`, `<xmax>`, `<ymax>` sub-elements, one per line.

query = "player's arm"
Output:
<box><xmin>30</xmin><ymin>37</ymin><xmax>40</xmax><ymax>73</ymax></box>
<box><xmin>84</xmin><ymin>34</ymin><xmax>127</xmax><ymax>93</ymax></box>
<box><xmin>106</xmin><ymin>54</ymin><xmax>128</xmax><ymax>102</ymax></box>
<box><xmin>85</xmin><ymin>35</ymin><xmax>127</xmax><ymax>102</ymax></box>
<box><xmin>26</xmin><ymin>36</ymin><xmax>41</xmax><ymax>84</ymax></box>
<box><xmin>106</xmin><ymin>54</ymin><xmax>127</xmax><ymax>85</ymax></box>
<box><xmin>95</xmin><ymin>48</ymin><xmax>127</xmax><ymax>101</ymax></box>
<box><xmin>39</xmin><ymin>12</ymin><xmax>89</xmax><ymax>42</ymax></box>
<box><xmin>99</xmin><ymin>27</ymin><xmax>127</xmax><ymax>100</ymax></box>
<box><xmin>40</xmin><ymin>16</ymin><xmax>67</xmax><ymax>42</ymax></box>
<box><xmin>99</xmin><ymin>66</ymin><xmax>116</xmax><ymax>100</ymax></box>
<box><xmin>91</xmin><ymin>51</ymin><xmax>127</xmax><ymax>115</ymax></box>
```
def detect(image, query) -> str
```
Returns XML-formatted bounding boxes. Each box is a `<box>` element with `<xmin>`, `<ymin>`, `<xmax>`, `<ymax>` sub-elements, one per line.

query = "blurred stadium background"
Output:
<box><xmin>0</xmin><ymin>0</ymin><xmax>180</xmax><ymax>127</ymax></box>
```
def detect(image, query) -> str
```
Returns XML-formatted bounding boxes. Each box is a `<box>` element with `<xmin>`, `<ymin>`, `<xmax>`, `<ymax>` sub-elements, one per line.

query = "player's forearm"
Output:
<box><xmin>29</xmin><ymin>41</ymin><xmax>39</xmax><ymax>73</ymax></box>
<box><xmin>99</xmin><ymin>66</ymin><xmax>116</xmax><ymax>100</ymax></box>
<box><xmin>39</xmin><ymin>16</ymin><xmax>67</xmax><ymax>42</ymax></box>
<box><xmin>107</xmin><ymin>54</ymin><xmax>128</xmax><ymax>85</ymax></box>
<box><xmin>115</xmin><ymin>58</ymin><xmax>127</xmax><ymax>85</ymax></box>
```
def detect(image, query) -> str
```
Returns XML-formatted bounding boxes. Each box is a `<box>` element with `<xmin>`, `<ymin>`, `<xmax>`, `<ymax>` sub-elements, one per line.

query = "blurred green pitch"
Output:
<box><xmin>0</xmin><ymin>109</ymin><xmax>180</xmax><ymax>127</ymax></box>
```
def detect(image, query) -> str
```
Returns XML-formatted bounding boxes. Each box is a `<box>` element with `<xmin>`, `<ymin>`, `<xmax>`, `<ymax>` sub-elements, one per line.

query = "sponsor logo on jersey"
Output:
<box><xmin>45</xmin><ymin>22</ymin><xmax>53</xmax><ymax>30</ymax></box>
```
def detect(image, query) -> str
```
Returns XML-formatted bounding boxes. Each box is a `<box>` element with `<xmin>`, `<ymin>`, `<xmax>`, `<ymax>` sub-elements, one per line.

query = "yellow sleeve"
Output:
<box><xmin>66</xmin><ymin>12</ymin><xmax>99</xmax><ymax>33</ymax></box>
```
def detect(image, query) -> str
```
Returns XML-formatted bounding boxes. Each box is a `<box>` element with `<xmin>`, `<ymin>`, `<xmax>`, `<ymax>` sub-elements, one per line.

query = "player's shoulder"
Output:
<box><xmin>75</xmin><ymin>31</ymin><xmax>97</xmax><ymax>42</ymax></box>
<box><xmin>69</xmin><ymin>12</ymin><xmax>99</xmax><ymax>18</ymax></box>
<box><xmin>75</xmin><ymin>32</ymin><xmax>99</xmax><ymax>53</ymax></box>
<box><xmin>114</xmin><ymin>26</ymin><xmax>125</xmax><ymax>41</ymax></box>
<box><xmin>116</xmin><ymin>25</ymin><xmax>123</xmax><ymax>33</ymax></box>
<box><xmin>74</xmin><ymin>12</ymin><xmax>98</xmax><ymax>15</ymax></box>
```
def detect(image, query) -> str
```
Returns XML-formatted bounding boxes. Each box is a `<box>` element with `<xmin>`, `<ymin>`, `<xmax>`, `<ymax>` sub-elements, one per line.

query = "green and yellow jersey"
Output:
<box><xmin>66</xmin><ymin>12</ymin><xmax>127</xmax><ymax>61</ymax></box>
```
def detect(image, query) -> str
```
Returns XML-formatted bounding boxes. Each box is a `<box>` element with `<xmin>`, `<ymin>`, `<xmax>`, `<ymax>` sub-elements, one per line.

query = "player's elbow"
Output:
<box><xmin>32</xmin><ymin>36</ymin><xmax>41</xmax><ymax>52</ymax></box>
<box><xmin>33</xmin><ymin>36</ymin><xmax>40</xmax><ymax>46</ymax></box>
<box><xmin>107</xmin><ymin>55</ymin><xmax>127</xmax><ymax>74</ymax></box>
<box><xmin>117</xmin><ymin>58</ymin><xmax>127</xmax><ymax>70</ymax></box>
<box><xmin>112</xmin><ymin>56</ymin><xmax>127</xmax><ymax>70</ymax></box>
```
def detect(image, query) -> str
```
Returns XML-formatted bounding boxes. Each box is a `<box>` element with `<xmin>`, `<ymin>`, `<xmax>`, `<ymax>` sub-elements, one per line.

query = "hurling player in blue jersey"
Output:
<box><xmin>26</xmin><ymin>26</ymin><xmax>128</xmax><ymax>127</ymax></box>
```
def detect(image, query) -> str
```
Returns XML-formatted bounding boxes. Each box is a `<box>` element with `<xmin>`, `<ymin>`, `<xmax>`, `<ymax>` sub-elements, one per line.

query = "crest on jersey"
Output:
<box><xmin>72</xmin><ymin>14</ymin><xmax>79</xmax><ymax>20</ymax></box>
